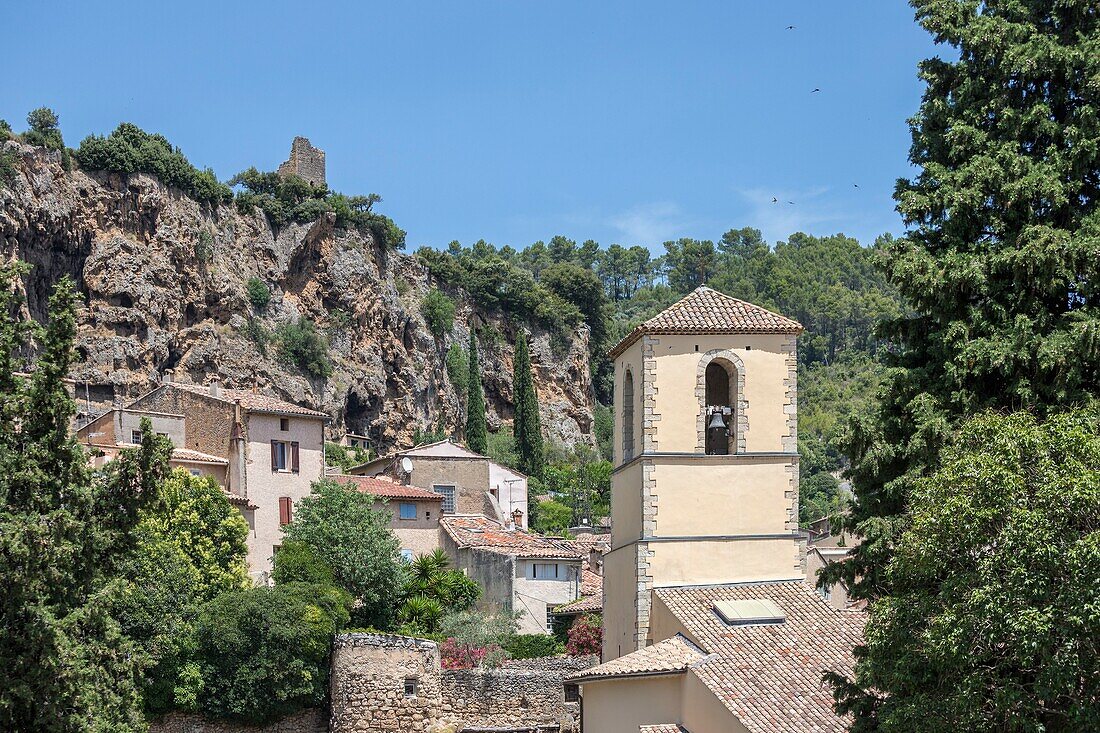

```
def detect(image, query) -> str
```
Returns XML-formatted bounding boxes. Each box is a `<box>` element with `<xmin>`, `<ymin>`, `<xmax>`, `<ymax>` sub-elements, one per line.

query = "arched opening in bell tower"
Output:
<box><xmin>704</xmin><ymin>360</ymin><xmax>736</xmax><ymax>455</ymax></box>
<box><xmin>622</xmin><ymin>369</ymin><xmax>635</xmax><ymax>462</ymax></box>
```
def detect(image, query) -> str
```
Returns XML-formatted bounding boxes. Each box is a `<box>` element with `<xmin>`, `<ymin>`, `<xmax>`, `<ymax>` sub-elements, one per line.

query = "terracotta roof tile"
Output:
<box><xmin>170</xmin><ymin>447</ymin><xmax>229</xmax><ymax>465</ymax></box>
<box><xmin>609</xmin><ymin>286</ymin><xmax>803</xmax><ymax>357</ymax></box>
<box><xmin>330</xmin><ymin>474</ymin><xmax>444</xmax><ymax>501</ymax></box>
<box><xmin>639</xmin><ymin>725</ymin><xmax>689</xmax><ymax>733</ymax></box>
<box><xmin>567</xmin><ymin>634</ymin><xmax>708</xmax><ymax>682</ymax></box>
<box><xmin>172</xmin><ymin>383</ymin><xmax>328</xmax><ymax>418</ymax></box>
<box><xmin>554</xmin><ymin>593</ymin><xmax>602</xmax><ymax>615</ymax></box>
<box><xmin>653</xmin><ymin>581</ymin><xmax>863</xmax><ymax>733</ymax></box>
<box><xmin>440</xmin><ymin>516</ymin><xmax>584</xmax><ymax>559</ymax></box>
<box><xmin>581</xmin><ymin>563</ymin><xmax>603</xmax><ymax>597</ymax></box>
<box><xmin>223</xmin><ymin>491</ymin><xmax>258</xmax><ymax>510</ymax></box>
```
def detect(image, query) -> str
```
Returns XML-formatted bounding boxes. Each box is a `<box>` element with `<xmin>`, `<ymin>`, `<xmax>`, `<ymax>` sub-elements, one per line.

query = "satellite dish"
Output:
<box><xmin>400</xmin><ymin>457</ymin><xmax>414</xmax><ymax>474</ymax></box>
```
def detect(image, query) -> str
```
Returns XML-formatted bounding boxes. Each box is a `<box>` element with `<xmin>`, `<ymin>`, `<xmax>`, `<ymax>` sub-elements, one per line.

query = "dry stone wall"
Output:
<box><xmin>329</xmin><ymin>633</ymin><xmax>595</xmax><ymax>733</ymax></box>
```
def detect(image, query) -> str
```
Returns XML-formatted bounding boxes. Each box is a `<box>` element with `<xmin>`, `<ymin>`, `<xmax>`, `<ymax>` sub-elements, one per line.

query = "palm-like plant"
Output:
<box><xmin>397</xmin><ymin>550</ymin><xmax>481</xmax><ymax>634</ymax></box>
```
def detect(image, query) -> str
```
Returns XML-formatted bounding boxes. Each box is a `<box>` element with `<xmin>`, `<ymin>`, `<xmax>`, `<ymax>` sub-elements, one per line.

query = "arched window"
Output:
<box><xmin>704</xmin><ymin>360</ymin><xmax>736</xmax><ymax>455</ymax></box>
<box><xmin>622</xmin><ymin>369</ymin><xmax>635</xmax><ymax>462</ymax></box>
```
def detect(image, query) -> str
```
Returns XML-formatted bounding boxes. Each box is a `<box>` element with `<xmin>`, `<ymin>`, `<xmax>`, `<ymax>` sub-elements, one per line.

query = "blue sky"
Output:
<box><xmin>4</xmin><ymin>1</ymin><xmax>939</xmax><ymax>251</ymax></box>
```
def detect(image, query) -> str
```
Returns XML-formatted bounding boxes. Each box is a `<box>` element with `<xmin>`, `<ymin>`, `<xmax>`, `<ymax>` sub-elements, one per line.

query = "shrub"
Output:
<box><xmin>195</xmin><ymin>230</ymin><xmax>214</xmax><ymax>262</ymax></box>
<box><xmin>439</xmin><ymin>610</ymin><xmax>520</xmax><ymax>669</ymax></box>
<box><xmin>243</xmin><ymin>318</ymin><xmax>268</xmax><ymax>356</ymax></box>
<box><xmin>246</xmin><ymin>277</ymin><xmax>271</xmax><ymax>312</ymax></box>
<box><xmin>324</xmin><ymin>441</ymin><xmax>371</xmax><ymax>472</ymax></box>
<box><xmin>75</xmin><ymin>123</ymin><xmax>232</xmax><ymax>204</ymax></box>
<box><xmin>194</xmin><ymin>582</ymin><xmax>351</xmax><ymax>723</ymax></box>
<box><xmin>421</xmin><ymin>289</ymin><xmax>455</xmax><ymax>338</ymax></box>
<box><xmin>505</xmin><ymin>634</ymin><xmax>563</xmax><ymax>659</ymax></box>
<box><xmin>0</xmin><ymin>119</ymin><xmax>12</xmax><ymax>140</ymax></box>
<box><xmin>272</xmin><ymin>540</ymin><xmax>336</xmax><ymax>586</ymax></box>
<box><xmin>0</xmin><ymin>148</ymin><xmax>17</xmax><ymax>188</ymax></box>
<box><xmin>446</xmin><ymin>342</ymin><xmax>468</xmax><ymax>396</ymax></box>
<box><xmin>275</xmin><ymin>318</ymin><xmax>332</xmax><ymax>379</ymax></box>
<box><xmin>565</xmin><ymin>614</ymin><xmax>602</xmax><ymax>656</ymax></box>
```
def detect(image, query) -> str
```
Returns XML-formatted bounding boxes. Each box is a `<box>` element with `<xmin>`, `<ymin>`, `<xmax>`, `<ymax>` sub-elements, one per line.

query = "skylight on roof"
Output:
<box><xmin>714</xmin><ymin>599</ymin><xmax>786</xmax><ymax>626</ymax></box>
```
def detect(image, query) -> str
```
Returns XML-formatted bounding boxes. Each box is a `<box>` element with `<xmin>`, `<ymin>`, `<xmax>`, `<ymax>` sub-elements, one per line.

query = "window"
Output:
<box><xmin>404</xmin><ymin>678</ymin><xmax>418</xmax><ymax>697</ymax></box>
<box><xmin>280</xmin><ymin>418</ymin><xmax>290</xmax><ymax>431</ymax></box>
<box><xmin>400</xmin><ymin>549</ymin><xmax>415</xmax><ymax>562</ymax></box>
<box><xmin>279</xmin><ymin>497</ymin><xmax>293</xmax><ymax>526</ymax></box>
<box><xmin>704</xmin><ymin>359</ymin><xmax>736</xmax><ymax>455</ymax></box>
<box><xmin>564</xmin><ymin>684</ymin><xmax>580</xmax><ymax>703</ymax></box>
<box><xmin>433</xmin><ymin>485</ymin><xmax>456</xmax><ymax>513</ymax></box>
<box><xmin>529</xmin><ymin>562</ymin><xmax>560</xmax><ymax>580</ymax></box>
<box><xmin>622</xmin><ymin>369</ymin><xmax>635</xmax><ymax>462</ymax></box>
<box><xmin>130</xmin><ymin>429</ymin><xmax>142</xmax><ymax>444</ymax></box>
<box><xmin>399</xmin><ymin>502</ymin><xmax>417</xmax><ymax>520</ymax></box>
<box><xmin>545</xmin><ymin>607</ymin><xmax>554</xmax><ymax>633</ymax></box>
<box><xmin>189</xmin><ymin>469</ymin><xmax>202</xmax><ymax>477</ymax></box>
<box><xmin>271</xmin><ymin>440</ymin><xmax>299</xmax><ymax>472</ymax></box>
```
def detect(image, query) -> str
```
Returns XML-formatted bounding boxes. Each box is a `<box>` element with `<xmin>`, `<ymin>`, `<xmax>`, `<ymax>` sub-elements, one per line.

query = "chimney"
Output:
<box><xmin>512</xmin><ymin>508</ymin><xmax>524</xmax><ymax>530</ymax></box>
<box><xmin>208</xmin><ymin>375</ymin><xmax>221</xmax><ymax>399</ymax></box>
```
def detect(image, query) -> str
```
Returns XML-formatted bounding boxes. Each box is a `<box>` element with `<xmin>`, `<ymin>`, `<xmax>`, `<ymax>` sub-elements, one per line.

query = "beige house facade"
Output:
<box><xmin>573</xmin><ymin>287</ymin><xmax>861</xmax><ymax>733</ymax></box>
<box><xmin>351</xmin><ymin>439</ymin><xmax>529</xmax><ymax>529</ymax></box>
<box><xmin>88</xmin><ymin>379</ymin><xmax>328</xmax><ymax>579</ymax></box>
<box><xmin>330</xmin><ymin>473</ymin><xmax>444</xmax><ymax>559</ymax></box>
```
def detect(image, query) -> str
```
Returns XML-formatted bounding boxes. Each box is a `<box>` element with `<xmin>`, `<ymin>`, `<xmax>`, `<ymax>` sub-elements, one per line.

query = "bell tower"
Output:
<box><xmin>602</xmin><ymin>287</ymin><xmax>804</xmax><ymax>660</ymax></box>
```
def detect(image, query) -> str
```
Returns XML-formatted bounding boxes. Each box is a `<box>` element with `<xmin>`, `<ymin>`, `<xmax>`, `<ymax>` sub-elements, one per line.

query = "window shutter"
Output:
<box><xmin>291</xmin><ymin>442</ymin><xmax>300</xmax><ymax>473</ymax></box>
<box><xmin>271</xmin><ymin>440</ymin><xmax>278</xmax><ymax>470</ymax></box>
<box><xmin>279</xmin><ymin>497</ymin><xmax>292</xmax><ymax>525</ymax></box>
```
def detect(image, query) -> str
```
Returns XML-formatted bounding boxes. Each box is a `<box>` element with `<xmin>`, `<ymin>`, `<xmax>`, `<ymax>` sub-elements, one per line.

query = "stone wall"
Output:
<box><xmin>329</xmin><ymin>633</ymin><xmax>596</xmax><ymax>733</ymax></box>
<box><xmin>149</xmin><ymin>709</ymin><xmax>326</xmax><ymax>733</ymax></box>
<box><xmin>277</xmin><ymin>137</ymin><xmax>326</xmax><ymax>187</ymax></box>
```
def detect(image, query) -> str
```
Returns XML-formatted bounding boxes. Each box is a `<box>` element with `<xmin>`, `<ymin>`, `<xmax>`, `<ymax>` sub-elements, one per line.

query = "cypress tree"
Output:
<box><xmin>512</xmin><ymin>330</ymin><xmax>543</xmax><ymax>479</ymax></box>
<box><xmin>825</xmin><ymin>3</ymin><xmax>1100</xmax><ymax>728</ymax></box>
<box><xmin>0</xmin><ymin>268</ymin><xmax>170</xmax><ymax>731</ymax></box>
<box><xmin>465</xmin><ymin>330</ymin><xmax>488</xmax><ymax>454</ymax></box>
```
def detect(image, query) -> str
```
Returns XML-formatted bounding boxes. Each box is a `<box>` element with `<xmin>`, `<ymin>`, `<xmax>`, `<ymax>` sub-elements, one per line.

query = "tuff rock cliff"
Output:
<box><xmin>0</xmin><ymin>141</ymin><xmax>595</xmax><ymax>451</ymax></box>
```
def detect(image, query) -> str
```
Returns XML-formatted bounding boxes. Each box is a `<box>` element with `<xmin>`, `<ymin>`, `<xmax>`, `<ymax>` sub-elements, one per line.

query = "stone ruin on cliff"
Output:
<box><xmin>278</xmin><ymin>136</ymin><xmax>326</xmax><ymax>186</ymax></box>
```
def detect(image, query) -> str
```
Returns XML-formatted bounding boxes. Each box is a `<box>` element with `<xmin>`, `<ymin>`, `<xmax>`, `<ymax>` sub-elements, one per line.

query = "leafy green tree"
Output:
<box><xmin>512</xmin><ymin>330</ymin><xmax>544</xmax><ymax>478</ymax></box>
<box><xmin>272</xmin><ymin>540</ymin><xmax>336</xmax><ymax>586</ymax></box>
<box><xmin>0</xmin><ymin>266</ymin><xmax>165</xmax><ymax>732</ymax></box>
<box><xmin>439</xmin><ymin>610</ymin><xmax>521</xmax><ymax>669</ymax></box>
<box><xmin>113</xmin><ymin>468</ymin><xmax>250</xmax><ymax>714</ymax></box>
<box><xmin>75</xmin><ymin>123</ymin><xmax>230</xmax><ymax>204</ymax></box>
<box><xmin>531</xmin><ymin>498</ymin><xmax>573</xmax><ymax>535</ymax></box>
<box><xmin>542</xmin><ymin>261</ymin><xmax>610</xmax><ymax>352</ymax></box>
<box><xmin>194</xmin><ymin>582</ymin><xmax>350</xmax><ymax>724</ymax></box>
<box><xmin>282</xmin><ymin>478</ymin><xmax>404</xmax><ymax>627</ymax></box>
<box><xmin>421</xmin><ymin>288</ymin><xmax>455</xmax><ymax>338</ymax></box>
<box><xmin>830</xmin><ymin>409</ymin><xmax>1100</xmax><ymax>732</ymax></box>
<box><xmin>466</xmin><ymin>331</ymin><xmax>488</xmax><ymax>454</ymax></box>
<box><xmin>246</xmin><ymin>277</ymin><xmax>271</xmax><ymax>311</ymax></box>
<box><xmin>663</xmin><ymin>238</ymin><xmax>717</xmax><ymax>292</ymax></box>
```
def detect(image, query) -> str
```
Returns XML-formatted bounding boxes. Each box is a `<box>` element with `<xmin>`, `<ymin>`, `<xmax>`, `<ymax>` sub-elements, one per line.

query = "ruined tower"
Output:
<box><xmin>277</xmin><ymin>136</ymin><xmax>326</xmax><ymax>187</ymax></box>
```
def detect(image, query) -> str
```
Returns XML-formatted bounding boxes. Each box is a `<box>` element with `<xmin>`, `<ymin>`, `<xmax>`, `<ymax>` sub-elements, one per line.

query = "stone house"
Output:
<box><xmin>804</xmin><ymin>515</ymin><xmax>860</xmax><ymax>611</ymax></box>
<box><xmin>81</xmin><ymin>378</ymin><xmax>328</xmax><ymax>579</ymax></box>
<box><xmin>351</xmin><ymin>439</ymin><xmax>529</xmax><ymax>530</ymax></box>
<box><xmin>440</xmin><ymin>516</ymin><xmax>584</xmax><ymax>635</ymax></box>
<box><xmin>329</xmin><ymin>473</ymin><xmax>444</xmax><ymax>560</ymax></box>
<box><xmin>570</xmin><ymin>287</ymin><xmax>862</xmax><ymax>732</ymax></box>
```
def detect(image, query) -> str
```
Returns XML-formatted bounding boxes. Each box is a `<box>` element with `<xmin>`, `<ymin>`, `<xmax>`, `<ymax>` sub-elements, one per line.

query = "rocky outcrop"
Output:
<box><xmin>0</xmin><ymin>141</ymin><xmax>594</xmax><ymax>450</ymax></box>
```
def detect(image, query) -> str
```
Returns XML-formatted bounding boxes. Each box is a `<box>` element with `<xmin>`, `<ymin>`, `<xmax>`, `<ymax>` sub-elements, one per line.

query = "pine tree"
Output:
<box><xmin>824</xmin><ymin>3</ymin><xmax>1100</xmax><ymax>728</ymax></box>
<box><xmin>0</xmin><ymin>267</ymin><xmax>170</xmax><ymax>731</ymax></box>
<box><xmin>512</xmin><ymin>330</ymin><xmax>543</xmax><ymax>479</ymax></box>
<box><xmin>465</xmin><ymin>331</ymin><xmax>488</xmax><ymax>454</ymax></box>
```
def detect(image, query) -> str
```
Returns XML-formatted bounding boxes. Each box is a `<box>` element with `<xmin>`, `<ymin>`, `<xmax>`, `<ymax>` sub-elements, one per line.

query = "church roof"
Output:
<box><xmin>608</xmin><ymin>286</ymin><xmax>803</xmax><ymax>358</ymax></box>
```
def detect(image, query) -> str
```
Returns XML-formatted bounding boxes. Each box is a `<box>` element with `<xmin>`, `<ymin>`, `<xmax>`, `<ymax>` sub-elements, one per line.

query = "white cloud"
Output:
<box><xmin>607</xmin><ymin>201</ymin><xmax>690</xmax><ymax>247</ymax></box>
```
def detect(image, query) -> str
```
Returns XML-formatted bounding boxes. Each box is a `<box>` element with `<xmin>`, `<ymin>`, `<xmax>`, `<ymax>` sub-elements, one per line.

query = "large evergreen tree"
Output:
<box><xmin>466</xmin><ymin>331</ymin><xmax>488</xmax><ymax>454</ymax></box>
<box><xmin>825</xmin><ymin>1</ymin><xmax>1100</xmax><ymax>726</ymax></box>
<box><xmin>0</xmin><ymin>265</ymin><xmax>167</xmax><ymax>731</ymax></box>
<box><xmin>512</xmin><ymin>330</ymin><xmax>543</xmax><ymax>478</ymax></box>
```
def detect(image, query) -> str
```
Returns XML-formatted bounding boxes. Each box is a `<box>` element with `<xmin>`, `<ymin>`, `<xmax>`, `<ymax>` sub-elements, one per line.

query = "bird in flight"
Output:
<box><xmin>854</xmin><ymin>183</ymin><xmax>860</xmax><ymax>188</ymax></box>
<box><xmin>771</xmin><ymin>197</ymin><xmax>778</xmax><ymax>204</ymax></box>
<box><xmin>811</xmin><ymin>88</ymin><xmax>821</xmax><ymax>93</ymax></box>
<box><xmin>787</xmin><ymin>201</ymin><xmax>795</xmax><ymax>205</ymax></box>
<box><xmin>785</xmin><ymin>25</ymin><xmax>796</xmax><ymax>30</ymax></box>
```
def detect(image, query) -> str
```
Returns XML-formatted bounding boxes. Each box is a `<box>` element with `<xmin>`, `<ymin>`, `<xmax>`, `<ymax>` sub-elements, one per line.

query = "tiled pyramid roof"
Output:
<box><xmin>609</xmin><ymin>286</ymin><xmax>803</xmax><ymax>358</ymax></box>
<box><xmin>330</xmin><ymin>474</ymin><xmax>443</xmax><ymax>501</ymax></box>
